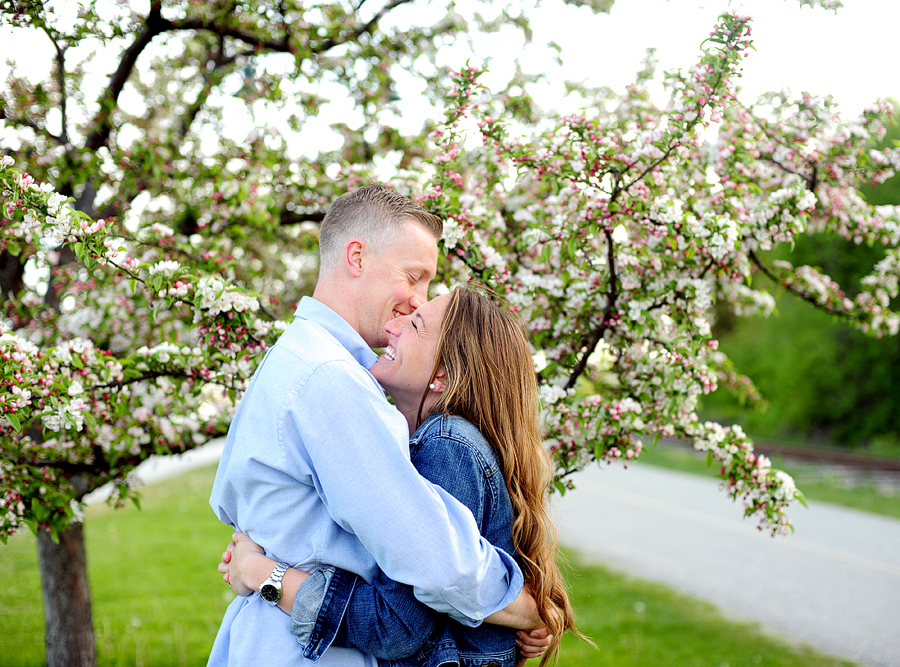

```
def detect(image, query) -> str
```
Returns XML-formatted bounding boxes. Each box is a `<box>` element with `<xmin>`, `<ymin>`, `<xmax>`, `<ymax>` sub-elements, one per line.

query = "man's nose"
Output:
<box><xmin>409</xmin><ymin>286</ymin><xmax>428</xmax><ymax>311</ymax></box>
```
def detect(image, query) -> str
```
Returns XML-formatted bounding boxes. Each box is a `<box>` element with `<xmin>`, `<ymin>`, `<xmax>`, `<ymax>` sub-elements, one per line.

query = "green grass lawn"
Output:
<box><xmin>0</xmin><ymin>464</ymin><xmax>858</xmax><ymax>667</ymax></box>
<box><xmin>0</xmin><ymin>466</ymin><xmax>235</xmax><ymax>667</ymax></box>
<box><xmin>558</xmin><ymin>551</ymin><xmax>855</xmax><ymax>667</ymax></box>
<box><xmin>637</xmin><ymin>442</ymin><xmax>900</xmax><ymax>521</ymax></box>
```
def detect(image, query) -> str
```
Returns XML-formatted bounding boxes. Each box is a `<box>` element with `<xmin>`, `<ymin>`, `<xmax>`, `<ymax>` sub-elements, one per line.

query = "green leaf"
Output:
<box><xmin>6</xmin><ymin>412</ymin><xmax>22</xmax><ymax>433</ymax></box>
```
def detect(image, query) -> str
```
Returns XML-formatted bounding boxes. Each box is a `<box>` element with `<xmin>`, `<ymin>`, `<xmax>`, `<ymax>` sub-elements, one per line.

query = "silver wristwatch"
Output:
<box><xmin>259</xmin><ymin>561</ymin><xmax>290</xmax><ymax>606</ymax></box>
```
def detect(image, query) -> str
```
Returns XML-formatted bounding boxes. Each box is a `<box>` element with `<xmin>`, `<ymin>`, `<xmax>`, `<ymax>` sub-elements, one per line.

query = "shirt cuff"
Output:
<box><xmin>440</xmin><ymin>546</ymin><xmax>525</xmax><ymax>628</ymax></box>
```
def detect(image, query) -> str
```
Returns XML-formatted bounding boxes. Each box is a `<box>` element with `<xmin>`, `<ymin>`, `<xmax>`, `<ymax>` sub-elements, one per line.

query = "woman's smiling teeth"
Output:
<box><xmin>384</xmin><ymin>345</ymin><xmax>396</xmax><ymax>361</ymax></box>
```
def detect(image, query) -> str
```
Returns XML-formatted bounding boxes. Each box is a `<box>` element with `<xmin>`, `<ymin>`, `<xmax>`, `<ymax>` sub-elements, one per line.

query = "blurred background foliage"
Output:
<box><xmin>703</xmin><ymin>104</ymin><xmax>900</xmax><ymax>453</ymax></box>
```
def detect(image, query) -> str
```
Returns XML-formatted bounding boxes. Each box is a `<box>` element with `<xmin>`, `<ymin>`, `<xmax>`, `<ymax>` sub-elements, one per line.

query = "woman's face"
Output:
<box><xmin>370</xmin><ymin>293</ymin><xmax>451</xmax><ymax>410</ymax></box>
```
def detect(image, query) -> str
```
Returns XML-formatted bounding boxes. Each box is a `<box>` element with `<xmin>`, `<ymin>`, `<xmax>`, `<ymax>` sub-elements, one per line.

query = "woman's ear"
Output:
<box><xmin>344</xmin><ymin>238</ymin><xmax>365</xmax><ymax>278</ymax></box>
<box><xmin>431</xmin><ymin>366</ymin><xmax>448</xmax><ymax>394</ymax></box>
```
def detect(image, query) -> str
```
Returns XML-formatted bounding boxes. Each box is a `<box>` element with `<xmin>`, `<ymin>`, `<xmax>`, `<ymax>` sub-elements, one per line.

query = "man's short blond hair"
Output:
<box><xmin>318</xmin><ymin>184</ymin><xmax>443</xmax><ymax>272</ymax></box>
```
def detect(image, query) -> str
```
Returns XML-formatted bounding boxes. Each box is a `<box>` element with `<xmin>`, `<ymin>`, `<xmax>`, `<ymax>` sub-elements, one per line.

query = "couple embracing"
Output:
<box><xmin>208</xmin><ymin>184</ymin><xmax>578</xmax><ymax>667</ymax></box>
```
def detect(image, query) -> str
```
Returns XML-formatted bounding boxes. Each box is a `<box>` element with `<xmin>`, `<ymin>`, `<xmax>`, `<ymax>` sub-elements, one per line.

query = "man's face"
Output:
<box><xmin>358</xmin><ymin>220</ymin><xmax>438</xmax><ymax>348</ymax></box>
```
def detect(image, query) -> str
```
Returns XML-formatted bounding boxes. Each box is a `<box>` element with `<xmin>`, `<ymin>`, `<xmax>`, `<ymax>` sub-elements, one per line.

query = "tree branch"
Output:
<box><xmin>767</xmin><ymin>156</ymin><xmax>814</xmax><ymax>188</ymax></box>
<box><xmin>748</xmin><ymin>248</ymin><xmax>846</xmax><ymax>318</ymax></box>
<box><xmin>316</xmin><ymin>0</ymin><xmax>416</xmax><ymax>53</ymax></box>
<box><xmin>698</xmin><ymin>259</ymin><xmax>715</xmax><ymax>279</ymax></box>
<box><xmin>84</xmin><ymin>2</ymin><xmax>168</xmax><ymax>152</ymax></box>
<box><xmin>87</xmin><ymin>368</ymin><xmax>248</xmax><ymax>394</ymax></box>
<box><xmin>6</xmin><ymin>115</ymin><xmax>59</xmax><ymax>143</ymax></box>
<box><xmin>15</xmin><ymin>422</ymin><xmax>231</xmax><ymax>483</ymax></box>
<box><xmin>565</xmin><ymin>227</ymin><xmax>619</xmax><ymax>390</ymax></box>
<box><xmin>48</xmin><ymin>28</ymin><xmax>70</xmax><ymax>146</ymax></box>
<box><xmin>621</xmin><ymin>68</ymin><xmax>725</xmax><ymax>194</ymax></box>
<box><xmin>280</xmin><ymin>209</ymin><xmax>326</xmax><ymax>225</ymax></box>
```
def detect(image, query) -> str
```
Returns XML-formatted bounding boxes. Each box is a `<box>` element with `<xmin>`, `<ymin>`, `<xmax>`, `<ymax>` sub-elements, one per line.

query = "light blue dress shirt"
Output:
<box><xmin>207</xmin><ymin>297</ymin><xmax>524</xmax><ymax>667</ymax></box>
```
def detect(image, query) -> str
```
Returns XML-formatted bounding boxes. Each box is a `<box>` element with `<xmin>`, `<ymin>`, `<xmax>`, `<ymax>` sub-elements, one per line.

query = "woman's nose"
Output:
<box><xmin>384</xmin><ymin>317</ymin><xmax>406</xmax><ymax>336</ymax></box>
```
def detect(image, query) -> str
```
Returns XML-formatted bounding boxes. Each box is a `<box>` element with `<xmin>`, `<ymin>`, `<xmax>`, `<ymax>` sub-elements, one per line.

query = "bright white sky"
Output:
<box><xmin>525</xmin><ymin>0</ymin><xmax>898</xmax><ymax>116</ymax></box>
<box><xmin>395</xmin><ymin>0</ymin><xmax>899</xmax><ymax>126</ymax></box>
<box><xmin>0</xmin><ymin>0</ymin><xmax>897</xmax><ymax>153</ymax></box>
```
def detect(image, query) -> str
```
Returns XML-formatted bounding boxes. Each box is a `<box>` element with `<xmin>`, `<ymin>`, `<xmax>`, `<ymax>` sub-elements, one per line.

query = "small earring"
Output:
<box><xmin>429</xmin><ymin>383</ymin><xmax>435</xmax><ymax>390</ymax></box>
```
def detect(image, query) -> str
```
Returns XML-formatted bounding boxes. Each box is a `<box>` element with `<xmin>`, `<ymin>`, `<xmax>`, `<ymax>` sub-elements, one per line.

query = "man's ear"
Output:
<box><xmin>431</xmin><ymin>366</ymin><xmax>448</xmax><ymax>394</ymax></box>
<box><xmin>344</xmin><ymin>238</ymin><xmax>366</xmax><ymax>278</ymax></box>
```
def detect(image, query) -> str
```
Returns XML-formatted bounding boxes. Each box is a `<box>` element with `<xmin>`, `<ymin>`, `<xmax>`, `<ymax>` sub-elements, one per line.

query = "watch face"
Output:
<box><xmin>260</xmin><ymin>584</ymin><xmax>280</xmax><ymax>603</ymax></box>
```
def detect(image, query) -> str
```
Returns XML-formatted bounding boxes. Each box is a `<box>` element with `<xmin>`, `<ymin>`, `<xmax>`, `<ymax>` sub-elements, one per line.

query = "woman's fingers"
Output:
<box><xmin>516</xmin><ymin>626</ymin><xmax>553</xmax><ymax>659</ymax></box>
<box><xmin>232</xmin><ymin>531</ymin><xmax>266</xmax><ymax>555</ymax></box>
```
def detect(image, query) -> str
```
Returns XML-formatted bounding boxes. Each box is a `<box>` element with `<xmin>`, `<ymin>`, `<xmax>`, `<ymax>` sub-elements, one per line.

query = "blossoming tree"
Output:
<box><xmin>2</xmin><ymin>0</ymin><xmax>897</xmax><ymax>665</ymax></box>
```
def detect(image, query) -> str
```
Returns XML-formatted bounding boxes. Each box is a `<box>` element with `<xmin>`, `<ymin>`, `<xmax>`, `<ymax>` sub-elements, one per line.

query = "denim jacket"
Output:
<box><xmin>290</xmin><ymin>413</ymin><xmax>518</xmax><ymax>667</ymax></box>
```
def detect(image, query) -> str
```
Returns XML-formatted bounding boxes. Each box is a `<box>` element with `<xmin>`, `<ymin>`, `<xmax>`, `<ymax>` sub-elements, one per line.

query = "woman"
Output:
<box><xmin>220</xmin><ymin>285</ymin><xmax>577</xmax><ymax>666</ymax></box>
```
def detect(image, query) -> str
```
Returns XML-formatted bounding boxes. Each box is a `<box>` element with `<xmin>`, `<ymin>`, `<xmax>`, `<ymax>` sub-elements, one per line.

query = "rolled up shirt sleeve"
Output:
<box><xmin>287</xmin><ymin>362</ymin><xmax>524</xmax><ymax>625</ymax></box>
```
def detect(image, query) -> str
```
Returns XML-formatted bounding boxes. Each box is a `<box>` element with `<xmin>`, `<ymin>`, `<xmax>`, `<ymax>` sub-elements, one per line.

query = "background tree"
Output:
<box><xmin>705</xmin><ymin>104</ymin><xmax>900</xmax><ymax>448</ymax></box>
<box><xmin>1</xmin><ymin>1</ymin><xmax>895</xmax><ymax>666</ymax></box>
<box><xmin>0</xmin><ymin>2</ymin><xmax>607</xmax><ymax>664</ymax></box>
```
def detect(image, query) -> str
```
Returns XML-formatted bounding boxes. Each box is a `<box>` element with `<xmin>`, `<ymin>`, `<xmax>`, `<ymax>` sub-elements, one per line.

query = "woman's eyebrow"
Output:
<box><xmin>414</xmin><ymin>311</ymin><xmax>426</xmax><ymax>330</ymax></box>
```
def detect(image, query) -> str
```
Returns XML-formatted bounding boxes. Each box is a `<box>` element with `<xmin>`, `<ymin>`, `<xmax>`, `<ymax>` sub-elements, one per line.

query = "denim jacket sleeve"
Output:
<box><xmin>294</xmin><ymin>568</ymin><xmax>440</xmax><ymax>662</ymax></box>
<box><xmin>292</xmin><ymin>418</ymin><xmax>495</xmax><ymax>662</ymax></box>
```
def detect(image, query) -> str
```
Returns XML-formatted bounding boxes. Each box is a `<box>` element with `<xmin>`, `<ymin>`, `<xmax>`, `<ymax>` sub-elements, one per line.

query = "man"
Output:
<box><xmin>208</xmin><ymin>185</ymin><xmax>532</xmax><ymax>666</ymax></box>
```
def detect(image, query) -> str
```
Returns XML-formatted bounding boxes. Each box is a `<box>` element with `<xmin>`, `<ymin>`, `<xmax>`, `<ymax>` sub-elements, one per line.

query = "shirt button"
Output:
<box><xmin>476</xmin><ymin>612</ymin><xmax>483</xmax><ymax>618</ymax></box>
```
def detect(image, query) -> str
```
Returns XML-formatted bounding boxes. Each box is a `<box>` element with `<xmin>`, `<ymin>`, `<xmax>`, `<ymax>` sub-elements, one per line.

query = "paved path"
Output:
<box><xmin>551</xmin><ymin>462</ymin><xmax>900</xmax><ymax>667</ymax></box>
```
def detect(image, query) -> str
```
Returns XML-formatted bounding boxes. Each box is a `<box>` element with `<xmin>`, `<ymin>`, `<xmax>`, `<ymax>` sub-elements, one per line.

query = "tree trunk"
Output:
<box><xmin>0</xmin><ymin>249</ymin><xmax>25</xmax><ymax>304</ymax></box>
<box><xmin>37</xmin><ymin>523</ymin><xmax>97</xmax><ymax>667</ymax></box>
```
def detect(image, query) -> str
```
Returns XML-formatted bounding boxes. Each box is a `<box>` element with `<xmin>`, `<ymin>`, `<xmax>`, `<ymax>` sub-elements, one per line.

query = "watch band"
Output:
<box><xmin>259</xmin><ymin>561</ymin><xmax>290</xmax><ymax>606</ymax></box>
<box><xmin>270</xmin><ymin>561</ymin><xmax>289</xmax><ymax>584</ymax></box>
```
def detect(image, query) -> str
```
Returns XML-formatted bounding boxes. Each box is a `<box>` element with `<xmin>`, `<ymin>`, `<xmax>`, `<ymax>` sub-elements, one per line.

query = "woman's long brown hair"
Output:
<box><xmin>419</xmin><ymin>285</ymin><xmax>578</xmax><ymax>664</ymax></box>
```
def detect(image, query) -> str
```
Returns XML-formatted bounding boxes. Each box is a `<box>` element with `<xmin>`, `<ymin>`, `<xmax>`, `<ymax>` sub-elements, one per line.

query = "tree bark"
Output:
<box><xmin>0</xmin><ymin>249</ymin><xmax>25</xmax><ymax>305</ymax></box>
<box><xmin>37</xmin><ymin>523</ymin><xmax>97</xmax><ymax>667</ymax></box>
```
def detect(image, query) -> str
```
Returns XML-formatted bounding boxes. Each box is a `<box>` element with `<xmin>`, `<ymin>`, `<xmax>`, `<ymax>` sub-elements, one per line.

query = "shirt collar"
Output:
<box><xmin>293</xmin><ymin>296</ymin><xmax>379</xmax><ymax>369</ymax></box>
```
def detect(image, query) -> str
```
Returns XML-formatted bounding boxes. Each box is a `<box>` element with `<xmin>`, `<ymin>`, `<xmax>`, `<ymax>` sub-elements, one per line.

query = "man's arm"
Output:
<box><xmin>290</xmin><ymin>427</ymin><xmax>542</xmax><ymax>660</ymax></box>
<box><xmin>221</xmin><ymin>545</ymin><xmax>551</xmax><ymax>663</ymax></box>
<box><xmin>221</xmin><ymin>414</ymin><xmax>545</xmax><ymax>661</ymax></box>
<box><xmin>289</xmin><ymin>364</ymin><xmax>524</xmax><ymax>626</ymax></box>
<box><xmin>485</xmin><ymin>587</ymin><xmax>541</xmax><ymax>629</ymax></box>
